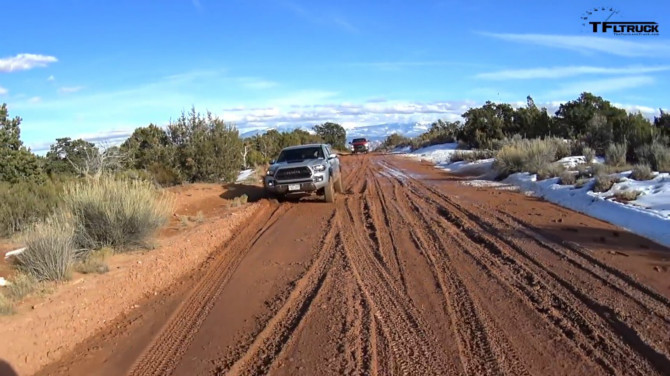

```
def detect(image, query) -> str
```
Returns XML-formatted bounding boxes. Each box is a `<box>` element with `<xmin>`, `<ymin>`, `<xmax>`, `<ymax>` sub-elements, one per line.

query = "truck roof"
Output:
<box><xmin>281</xmin><ymin>143</ymin><xmax>326</xmax><ymax>151</ymax></box>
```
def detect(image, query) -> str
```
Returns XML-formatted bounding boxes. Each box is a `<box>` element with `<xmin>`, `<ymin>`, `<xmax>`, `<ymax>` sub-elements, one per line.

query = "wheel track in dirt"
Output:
<box><xmin>374</xmin><ymin>169</ymin><xmax>530</xmax><ymax>376</ymax></box>
<box><xmin>127</xmin><ymin>202</ymin><xmax>289</xmax><ymax>376</ymax></box>
<box><xmin>336</xmin><ymin>187</ymin><xmax>457</xmax><ymax>375</ymax></box>
<box><xmin>380</xmin><ymin>158</ymin><xmax>670</xmax><ymax>375</ymax></box>
<box><xmin>222</xmin><ymin>212</ymin><xmax>339</xmax><ymax>375</ymax></box>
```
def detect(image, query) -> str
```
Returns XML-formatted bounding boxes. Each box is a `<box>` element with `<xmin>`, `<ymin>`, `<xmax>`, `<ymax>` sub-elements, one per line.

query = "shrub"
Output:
<box><xmin>559</xmin><ymin>170</ymin><xmax>577</xmax><ymax>185</ymax></box>
<box><xmin>630</xmin><ymin>164</ymin><xmax>654</xmax><ymax>181</ymax></box>
<box><xmin>64</xmin><ymin>176</ymin><xmax>173</xmax><ymax>251</ymax></box>
<box><xmin>605</xmin><ymin>143</ymin><xmax>627</xmax><ymax>167</ymax></box>
<box><xmin>636</xmin><ymin>142</ymin><xmax>670</xmax><ymax>172</ymax></box>
<box><xmin>494</xmin><ymin>138</ymin><xmax>559</xmax><ymax>178</ymax></box>
<box><xmin>74</xmin><ymin>254</ymin><xmax>110</xmax><ymax>275</ymax></box>
<box><xmin>17</xmin><ymin>213</ymin><xmax>75</xmax><ymax>281</ymax></box>
<box><xmin>594</xmin><ymin>174</ymin><xmax>616</xmax><ymax>193</ymax></box>
<box><xmin>147</xmin><ymin>162</ymin><xmax>182</xmax><ymax>187</ymax></box>
<box><xmin>590</xmin><ymin>163</ymin><xmax>612</xmax><ymax>177</ymax></box>
<box><xmin>583</xmin><ymin>147</ymin><xmax>596</xmax><ymax>164</ymax></box>
<box><xmin>575</xmin><ymin>178</ymin><xmax>591</xmax><ymax>188</ymax></box>
<box><xmin>613</xmin><ymin>190</ymin><xmax>641</xmax><ymax>201</ymax></box>
<box><xmin>230</xmin><ymin>194</ymin><xmax>249</xmax><ymax>207</ymax></box>
<box><xmin>0</xmin><ymin>179</ymin><xmax>63</xmax><ymax>237</ymax></box>
<box><xmin>0</xmin><ymin>293</ymin><xmax>14</xmax><ymax>315</ymax></box>
<box><xmin>450</xmin><ymin>150</ymin><xmax>494</xmax><ymax>163</ymax></box>
<box><xmin>493</xmin><ymin>146</ymin><xmax>526</xmax><ymax>178</ymax></box>
<box><xmin>537</xmin><ymin>163</ymin><xmax>565</xmax><ymax>180</ymax></box>
<box><xmin>5</xmin><ymin>273</ymin><xmax>37</xmax><ymax>300</ymax></box>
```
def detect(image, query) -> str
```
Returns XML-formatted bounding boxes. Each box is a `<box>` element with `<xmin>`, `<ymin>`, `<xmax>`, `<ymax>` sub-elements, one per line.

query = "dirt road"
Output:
<box><xmin>40</xmin><ymin>154</ymin><xmax>670</xmax><ymax>376</ymax></box>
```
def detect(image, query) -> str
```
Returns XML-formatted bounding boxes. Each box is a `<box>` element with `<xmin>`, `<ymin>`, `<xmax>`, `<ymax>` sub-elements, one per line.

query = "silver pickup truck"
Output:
<box><xmin>264</xmin><ymin>144</ymin><xmax>344</xmax><ymax>202</ymax></box>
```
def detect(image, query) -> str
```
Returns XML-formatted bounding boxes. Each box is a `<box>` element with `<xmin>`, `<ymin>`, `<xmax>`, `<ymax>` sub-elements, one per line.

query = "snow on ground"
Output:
<box><xmin>404</xmin><ymin>143</ymin><xmax>459</xmax><ymax>162</ymax></box>
<box><xmin>402</xmin><ymin>143</ymin><xmax>670</xmax><ymax>247</ymax></box>
<box><xmin>236</xmin><ymin>169</ymin><xmax>254</xmax><ymax>183</ymax></box>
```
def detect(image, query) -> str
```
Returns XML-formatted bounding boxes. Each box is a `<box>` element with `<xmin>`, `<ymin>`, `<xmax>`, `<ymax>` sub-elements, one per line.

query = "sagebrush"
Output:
<box><xmin>64</xmin><ymin>176</ymin><xmax>173</xmax><ymax>250</ymax></box>
<box><xmin>17</xmin><ymin>213</ymin><xmax>75</xmax><ymax>281</ymax></box>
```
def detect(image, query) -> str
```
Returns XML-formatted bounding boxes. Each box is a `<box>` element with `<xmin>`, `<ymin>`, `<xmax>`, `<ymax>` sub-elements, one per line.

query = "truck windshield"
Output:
<box><xmin>352</xmin><ymin>138</ymin><xmax>367</xmax><ymax>143</ymax></box>
<box><xmin>276</xmin><ymin>147</ymin><xmax>324</xmax><ymax>163</ymax></box>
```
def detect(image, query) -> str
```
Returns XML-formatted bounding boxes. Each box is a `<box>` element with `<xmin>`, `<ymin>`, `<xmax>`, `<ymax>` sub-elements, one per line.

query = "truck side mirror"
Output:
<box><xmin>328</xmin><ymin>153</ymin><xmax>337</xmax><ymax>159</ymax></box>
<box><xmin>270</xmin><ymin>159</ymin><xmax>276</xmax><ymax>164</ymax></box>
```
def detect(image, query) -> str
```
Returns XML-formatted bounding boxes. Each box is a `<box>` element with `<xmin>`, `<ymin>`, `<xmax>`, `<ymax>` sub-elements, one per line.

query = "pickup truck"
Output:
<box><xmin>264</xmin><ymin>144</ymin><xmax>344</xmax><ymax>203</ymax></box>
<box><xmin>350</xmin><ymin>138</ymin><xmax>370</xmax><ymax>154</ymax></box>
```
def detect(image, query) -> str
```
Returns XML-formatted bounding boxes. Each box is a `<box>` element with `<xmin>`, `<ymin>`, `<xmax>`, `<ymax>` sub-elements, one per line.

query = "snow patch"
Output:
<box><xmin>236</xmin><ymin>169</ymin><xmax>254</xmax><ymax>183</ymax></box>
<box><xmin>401</xmin><ymin>142</ymin><xmax>670</xmax><ymax>247</ymax></box>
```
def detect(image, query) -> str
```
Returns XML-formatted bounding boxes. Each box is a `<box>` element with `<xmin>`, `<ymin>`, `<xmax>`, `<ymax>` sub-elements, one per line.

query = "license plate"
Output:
<box><xmin>288</xmin><ymin>184</ymin><xmax>300</xmax><ymax>191</ymax></box>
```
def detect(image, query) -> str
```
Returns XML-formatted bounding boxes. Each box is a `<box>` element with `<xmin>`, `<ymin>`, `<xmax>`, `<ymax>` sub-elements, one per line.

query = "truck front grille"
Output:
<box><xmin>275</xmin><ymin>166</ymin><xmax>312</xmax><ymax>180</ymax></box>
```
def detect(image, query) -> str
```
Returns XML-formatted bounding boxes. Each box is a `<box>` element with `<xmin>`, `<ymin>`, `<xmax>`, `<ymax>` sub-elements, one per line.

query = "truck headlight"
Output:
<box><xmin>312</xmin><ymin>164</ymin><xmax>326</xmax><ymax>172</ymax></box>
<box><xmin>266</xmin><ymin>169</ymin><xmax>275</xmax><ymax>176</ymax></box>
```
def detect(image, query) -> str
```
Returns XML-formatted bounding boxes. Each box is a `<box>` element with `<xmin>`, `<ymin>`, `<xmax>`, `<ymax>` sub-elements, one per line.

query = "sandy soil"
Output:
<box><xmin>0</xmin><ymin>183</ymin><xmax>260</xmax><ymax>376</ymax></box>
<box><xmin>22</xmin><ymin>155</ymin><xmax>670</xmax><ymax>375</ymax></box>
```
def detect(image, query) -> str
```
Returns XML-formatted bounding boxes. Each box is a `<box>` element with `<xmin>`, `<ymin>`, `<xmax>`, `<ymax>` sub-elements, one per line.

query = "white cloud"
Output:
<box><xmin>546</xmin><ymin>76</ymin><xmax>655</xmax><ymax>98</ymax></box>
<box><xmin>58</xmin><ymin>86</ymin><xmax>84</xmax><ymax>94</ymax></box>
<box><xmin>476</xmin><ymin>65</ymin><xmax>670</xmax><ymax>80</ymax></box>
<box><xmin>28</xmin><ymin>96</ymin><xmax>41</xmax><ymax>103</ymax></box>
<box><xmin>0</xmin><ymin>86</ymin><xmax>7</xmax><ymax>96</ymax></box>
<box><xmin>479</xmin><ymin>32</ymin><xmax>670</xmax><ymax>57</ymax></box>
<box><xmin>0</xmin><ymin>53</ymin><xmax>58</xmax><ymax>73</ymax></box>
<box><xmin>47</xmin><ymin>75</ymin><xmax>55</xmax><ymax>81</ymax></box>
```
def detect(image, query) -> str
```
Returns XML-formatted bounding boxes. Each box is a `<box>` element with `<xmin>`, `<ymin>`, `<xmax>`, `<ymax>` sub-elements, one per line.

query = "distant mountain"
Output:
<box><xmin>239</xmin><ymin>122</ymin><xmax>428</xmax><ymax>141</ymax></box>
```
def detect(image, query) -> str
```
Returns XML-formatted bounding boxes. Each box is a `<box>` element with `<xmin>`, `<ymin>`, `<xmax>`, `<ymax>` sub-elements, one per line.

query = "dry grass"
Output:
<box><xmin>5</xmin><ymin>273</ymin><xmax>38</xmax><ymax>300</ymax></box>
<box><xmin>559</xmin><ymin>170</ymin><xmax>577</xmax><ymax>185</ymax></box>
<box><xmin>229</xmin><ymin>194</ymin><xmax>249</xmax><ymax>208</ymax></box>
<box><xmin>494</xmin><ymin>138</ymin><xmax>561</xmax><ymax>178</ymax></box>
<box><xmin>194</xmin><ymin>211</ymin><xmax>205</xmax><ymax>223</ymax></box>
<box><xmin>613</xmin><ymin>190</ymin><xmax>642</xmax><ymax>201</ymax></box>
<box><xmin>0</xmin><ymin>293</ymin><xmax>14</xmax><ymax>316</ymax></box>
<box><xmin>605</xmin><ymin>143</ymin><xmax>627</xmax><ymax>167</ymax></box>
<box><xmin>594</xmin><ymin>174</ymin><xmax>616</xmax><ymax>193</ymax></box>
<box><xmin>74</xmin><ymin>248</ymin><xmax>111</xmax><ymax>275</ymax></box>
<box><xmin>630</xmin><ymin>164</ymin><xmax>654</xmax><ymax>181</ymax></box>
<box><xmin>17</xmin><ymin>213</ymin><xmax>76</xmax><ymax>281</ymax></box>
<box><xmin>64</xmin><ymin>176</ymin><xmax>174</xmax><ymax>251</ymax></box>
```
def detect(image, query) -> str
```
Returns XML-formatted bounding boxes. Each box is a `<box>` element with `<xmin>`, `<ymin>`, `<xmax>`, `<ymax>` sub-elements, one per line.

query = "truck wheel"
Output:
<box><xmin>324</xmin><ymin>179</ymin><xmax>335</xmax><ymax>203</ymax></box>
<box><xmin>334</xmin><ymin>176</ymin><xmax>344</xmax><ymax>193</ymax></box>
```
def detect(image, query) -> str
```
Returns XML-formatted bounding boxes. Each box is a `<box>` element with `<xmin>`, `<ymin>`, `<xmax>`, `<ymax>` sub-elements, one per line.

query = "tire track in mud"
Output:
<box><xmin>415</xmin><ymin>179</ymin><xmax>670</xmax><ymax>369</ymax></box>
<box><xmin>382</xmin><ymin>160</ymin><xmax>670</xmax><ymax>375</ymax></box>
<box><xmin>127</xmin><ymin>202</ymin><xmax>289</xmax><ymax>376</ymax></box>
<box><xmin>374</xmin><ymin>170</ymin><xmax>529</xmax><ymax>376</ymax></box>
<box><xmin>336</xmin><ymin>189</ymin><xmax>457</xmax><ymax>375</ymax></box>
<box><xmin>222</xmin><ymin>213</ymin><xmax>339</xmax><ymax>375</ymax></box>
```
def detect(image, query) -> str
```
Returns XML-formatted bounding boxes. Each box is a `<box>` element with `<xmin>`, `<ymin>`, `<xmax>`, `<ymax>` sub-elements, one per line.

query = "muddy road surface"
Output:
<box><xmin>40</xmin><ymin>154</ymin><xmax>670</xmax><ymax>376</ymax></box>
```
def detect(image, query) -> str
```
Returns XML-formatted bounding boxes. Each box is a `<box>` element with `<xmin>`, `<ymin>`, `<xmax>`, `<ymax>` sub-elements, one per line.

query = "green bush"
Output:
<box><xmin>64</xmin><ymin>176</ymin><xmax>173</xmax><ymax>250</ymax></box>
<box><xmin>594</xmin><ymin>174</ymin><xmax>616</xmax><ymax>193</ymax></box>
<box><xmin>0</xmin><ymin>179</ymin><xmax>63</xmax><ymax>237</ymax></box>
<box><xmin>630</xmin><ymin>164</ymin><xmax>654</xmax><ymax>181</ymax></box>
<box><xmin>559</xmin><ymin>170</ymin><xmax>577</xmax><ymax>185</ymax></box>
<box><xmin>17</xmin><ymin>213</ymin><xmax>75</xmax><ymax>281</ymax></box>
<box><xmin>605</xmin><ymin>143</ymin><xmax>627</xmax><ymax>167</ymax></box>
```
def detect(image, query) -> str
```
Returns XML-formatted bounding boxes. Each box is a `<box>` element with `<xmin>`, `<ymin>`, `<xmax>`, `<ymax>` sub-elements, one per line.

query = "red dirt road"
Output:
<box><xmin>39</xmin><ymin>154</ymin><xmax>670</xmax><ymax>376</ymax></box>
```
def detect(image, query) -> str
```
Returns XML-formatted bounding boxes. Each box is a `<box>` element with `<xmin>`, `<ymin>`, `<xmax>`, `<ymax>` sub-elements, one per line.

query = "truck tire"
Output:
<box><xmin>334</xmin><ymin>175</ymin><xmax>344</xmax><ymax>193</ymax></box>
<box><xmin>324</xmin><ymin>179</ymin><xmax>335</xmax><ymax>203</ymax></box>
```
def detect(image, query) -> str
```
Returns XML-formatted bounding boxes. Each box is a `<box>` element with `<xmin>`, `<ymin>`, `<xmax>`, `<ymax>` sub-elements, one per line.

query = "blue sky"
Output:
<box><xmin>1</xmin><ymin>0</ymin><xmax>669</xmax><ymax>151</ymax></box>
